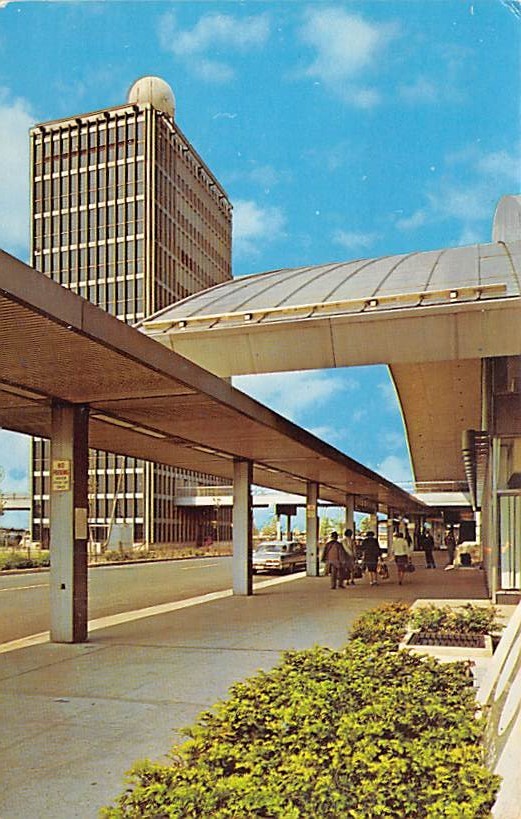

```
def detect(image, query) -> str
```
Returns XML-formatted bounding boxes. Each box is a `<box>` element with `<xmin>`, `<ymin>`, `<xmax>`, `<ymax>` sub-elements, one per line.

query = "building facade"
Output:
<box><xmin>30</xmin><ymin>76</ymin><xmax>233</xmax><ymax>547</ymax></box>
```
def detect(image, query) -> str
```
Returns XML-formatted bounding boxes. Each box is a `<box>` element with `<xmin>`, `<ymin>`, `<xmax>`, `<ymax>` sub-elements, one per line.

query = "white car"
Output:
<box><xmin>252</xmin><ymin>540</ymin><xmax>306</xmax><ymax>574</ymax></box>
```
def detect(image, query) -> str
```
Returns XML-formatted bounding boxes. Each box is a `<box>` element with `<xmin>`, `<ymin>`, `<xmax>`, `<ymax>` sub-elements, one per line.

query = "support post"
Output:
<box><xmin>306</xmin><ymin>481</ymin><xmax>319</xmax><ymax>576</ymax></box>
<box><xmin>344</xmin><ymin>494</ymin><xmax>355</xmax><ymax>535</ymax></box>
<box><xmin>387</xmin><ymin>508</ymin><xmax>394</xmax><ymax>555</ymax></box>
<box><xmin>369</xmin><ymin>507</ymin><xmax>378</xmax><ymax>535</ymax></box>
<box><xmin>50</xmin><ymin>402</ymin><xmax>89</xmax><ymax>643</ymax></box>
<box><xmin>232</xmin><ymin>458</ymin><xmax>253</xmax><ymax>595</ymax></box>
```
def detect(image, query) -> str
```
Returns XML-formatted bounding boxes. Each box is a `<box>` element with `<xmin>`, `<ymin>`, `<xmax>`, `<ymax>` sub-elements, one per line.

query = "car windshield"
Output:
<box><xmin>256</xmin><ymin>543</ymin><xmax>286</xmax><ymax>553</ymax></box>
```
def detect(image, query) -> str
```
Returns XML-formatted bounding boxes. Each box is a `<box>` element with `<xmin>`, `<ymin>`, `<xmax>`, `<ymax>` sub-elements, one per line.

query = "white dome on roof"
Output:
<box><xmin>493</xmin><ymin>195</ymin><xmax>521</xmax><ymax>242</ymax></box>
<box><xmin>127</xmin><ymin>76</ymin><xmax>175</xmax><ymax>118</ymax></box>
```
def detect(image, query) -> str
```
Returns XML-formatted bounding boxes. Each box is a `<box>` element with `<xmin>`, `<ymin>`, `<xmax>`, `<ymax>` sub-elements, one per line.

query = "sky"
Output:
<box><xmin>0</xmin><ymin>0</ymin><xmax>520</xmax><ymax>528</ymax></box>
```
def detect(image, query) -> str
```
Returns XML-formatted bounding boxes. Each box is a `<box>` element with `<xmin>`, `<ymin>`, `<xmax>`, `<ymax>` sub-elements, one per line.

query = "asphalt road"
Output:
<box><xmin>0</xmin><ymin>557</ymin><xmax>237</xmax><ymax>644</ymax></box>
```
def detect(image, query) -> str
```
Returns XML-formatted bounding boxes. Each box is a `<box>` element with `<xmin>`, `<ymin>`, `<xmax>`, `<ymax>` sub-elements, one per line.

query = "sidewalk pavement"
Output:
<box><xmin>0</xmin><ymin>556</ymin><xmax>498</xmax><ymax>818</ymax></box>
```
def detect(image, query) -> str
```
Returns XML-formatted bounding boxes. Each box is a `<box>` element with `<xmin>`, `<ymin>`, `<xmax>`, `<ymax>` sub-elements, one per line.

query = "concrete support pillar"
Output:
<box><xmin>306</xmin><ymin>481</ymin><xmax>319</xmax><ymax>576</ymax></box>
<box><xmin>49</xmin><ymin>402</ymin><xmax>89</xmax><ymax>643</ymax></box>
<box><xmin>344</xmin><ymin>494</ymin><xmax>355</xmax><ymax>535</ymax></box>
<box><xmin>475</xmin><ymin>509</ymin><xmax>482</xmax><ymax>554</ymax></box>
<box><xmin>387</xmin><ymin>508</ymin><xmax>394</xmax><ymax>554</ymax></box>
<box><xmin>369</xmin><ymin>508</ymin><xmax>378</xmax><ymax>535</ymax></box>
<box><xmin>232</xmin><ymin>458</ymin><xmax>253</xmax><ymax>595</ymax></box>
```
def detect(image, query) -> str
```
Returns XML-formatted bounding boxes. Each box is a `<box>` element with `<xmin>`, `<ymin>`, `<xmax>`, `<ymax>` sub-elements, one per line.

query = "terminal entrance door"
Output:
<box><xmin>498</xmin><ymin>491</ymin><xmax>521</xmax><ymax>590</ymax></box>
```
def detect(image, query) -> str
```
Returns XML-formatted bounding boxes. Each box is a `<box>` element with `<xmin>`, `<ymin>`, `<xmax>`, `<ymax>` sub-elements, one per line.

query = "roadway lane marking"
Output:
<box><xmin>179</xmin><ymin>562</ymin><xmax>220</xmax><ymax>570</ymax></box>
<box><xmin>0</xmin><ymin>583</ymin><xmax>48</xmax><ymax>593</ymax></box>
<box><xmin>0</xmin><ymin>571</ymin><xmax>305</xmax><ymax>655</ymax></box>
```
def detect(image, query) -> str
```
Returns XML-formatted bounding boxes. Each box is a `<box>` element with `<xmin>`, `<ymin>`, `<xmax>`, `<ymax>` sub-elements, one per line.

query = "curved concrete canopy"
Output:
<box><xmin>142</xmin><ymin>237</ymin><xmax>521</xmax><ymax>485</ymax></box>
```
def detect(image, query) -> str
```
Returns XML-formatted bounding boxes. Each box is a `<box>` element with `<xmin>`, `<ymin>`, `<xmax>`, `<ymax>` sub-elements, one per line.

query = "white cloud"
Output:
<box><xmin>396</xmin><ymin>209</ymin><xmax>428</xmax><ymax>232</ymax></box>
<box><xmin>233</xmin><ymin>371</ymin><xmax>355</xmax><ymax>424</ymax></box>
<box><xmin>377</xmin><ymin>379</ymin><xmax>399</xmax><ymax>409</ymax></box>
<box><xmin>308</xmin><ymin>425</ymin><xmax>344</xmax><ymax>446</ymax></box>
<box><xmin>381</xmin><ymin>430</ymin><xmax>405</xmax><ymax>451</ymax></box>
<box><xmin>227</xmin><ymin>162</ymin><xmax>289</xmax><ymax>190</ymax></box>
<box><xmin>333</xmin><ymin>229</ymin><xmax>380</xmax><ymax>253</ymax></box>
<box><xmin>0</xmin><ymin>431</ymin><xmax>30</xmax><ymax>493</ymax></box>
<box><xmin>396</xmin><ymin>144</ymin><xmax>521</xmax><ymax>239</ymax></box>
<box><xmin>299</xmin><ymin>8</ymin><xmax>398</xmax><ymax>107</ymax></box>
<box><xmin>0</xmin><ymin>88</ymin><xmax>33</xmax><ymax>255</ymax></box>
<box><xmin>232</xmin><ymin>198</ymin><xmax>286</xmax><ymax>256</ymax></box>
<box><xmin>212</xmin><ymin>112</ymin><xmax>238</xmax><ymax>121</ymax></box>
<box><xmin>302</xmin><ymin>141</ymin><xmax>352</xmax><ymax>173</ymax></box>
<box><xmin>375</xmin><ymin>454</ymin><xmax>413</xmax><ymax>486</ymax></box>
<box><xmin>399</xmin><ymin>76</ymin><xmax>439</xmax><ymax>104</ymax></box>
<box><xmin>159</xmin><ymin>12</ymin><xmax>270</xmax><ymax>83</ymax></box>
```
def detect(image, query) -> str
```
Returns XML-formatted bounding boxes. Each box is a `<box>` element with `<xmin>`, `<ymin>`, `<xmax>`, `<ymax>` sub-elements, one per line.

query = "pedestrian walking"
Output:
<box><xmin>390</xmin><ymin>530</ymin><xmax>411</xmax><ymax>585</ymax></box>
<box><xmin>444</xmin><ymin>525</ymin><xmax>456</xmax><ymax>565</ymax></box>
<box><xmin>420</xmin><ymin>527</ymin><xmax>436</xmax><ymax>568</ymax></box>
<box><xmin>321</xmin><ymin>531</ymin><xmax>348</xmax><ymax>589</ymax></box>
<box><xmin>342</xmin><ymin>528</ymin><xmax>357</xmax><ymax>585</ymax></box>
<box><xmin>361</xmin><ymin>530</ymin><xmax>381</xmax><ymax>586</ymax></box>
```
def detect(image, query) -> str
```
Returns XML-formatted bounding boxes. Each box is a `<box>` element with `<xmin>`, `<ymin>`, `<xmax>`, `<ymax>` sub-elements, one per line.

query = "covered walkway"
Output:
<box><xmin>0</xmin><ymin>248</ymin><xmax>424</xmax><ymax>641</ymax></box>
<box><xmin>0</xmin><ymin>555</ymin><xmax>492</xmax><ymax>819</ymax></box>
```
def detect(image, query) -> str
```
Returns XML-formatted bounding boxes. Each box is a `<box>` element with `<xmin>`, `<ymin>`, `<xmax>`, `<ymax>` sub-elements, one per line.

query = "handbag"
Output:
<box><xmin>378</xmin><ymin>562</ymin><xmax>389</xmax><ymax>579</ymax></box>
<box><xmin>406</xmin><ymin>560</ymin><xmax>416</xmax><ymax>573</ymax></box>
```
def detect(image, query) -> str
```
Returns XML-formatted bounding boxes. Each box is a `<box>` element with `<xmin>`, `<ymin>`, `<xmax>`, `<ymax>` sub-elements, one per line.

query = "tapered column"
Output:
<box><xmin>306</xmin><ymin>481</ymin><xmax>319</xmax><ymax>576</ymax></box>
<box><xmin>50</xmin><ymin>402</ymin><xmax>89</xmax><ymax>643</ymax></box>
<box><xmin>344</xmin><ymin>494</ymin><xmax>355</xmax><ymax>534</ymax></box>
<box><xmin>369</xmin><ymin>506</ymin><xmax>378</xmax><ymax>535</ymax></box>
<box><xmin>232</xmin><ymin>458</ymin><xmax>253</xmax><ymax>595</ymax></box>
<box><xmin>387</xmin><ymin>508</ymin><xmax>394</xmax><ymax>554</ymax></box>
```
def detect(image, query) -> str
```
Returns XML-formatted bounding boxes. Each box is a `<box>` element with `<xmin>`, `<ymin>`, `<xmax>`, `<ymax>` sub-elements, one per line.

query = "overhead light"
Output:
<box><xmin>449</xmin><ymin>290</ymin><xmax>458</xmax><ymax>300</ymax></box>
<box><xmin>367</xmin><ymin>298</ymin><xmax>379</xmax><ymax>308</ymax></box>
<box><xmin>1</xmin><ymin>383</ymin><xmax>45</xmax><ymax>401</ymax></box>
<box><xmin>178</xmin><ymin>320</ymin><xmax>187</xmax><ymax>328</ymax></box>
<box><xmin>244</xmin><ymin>313</ymin><xmax>253</xmax><ymax>321</ymax></box>
<box><xmin>193</xmin><ymin>445</ymin><xmax>219</xmax><ymax>455</ymax></box>
<box><xmin>92</xmin><ymin>414</ymin><xmax>167</xmax><ymax>439</ymax></box>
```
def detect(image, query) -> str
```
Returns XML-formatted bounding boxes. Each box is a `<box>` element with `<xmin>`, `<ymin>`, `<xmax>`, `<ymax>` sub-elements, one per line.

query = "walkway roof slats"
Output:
<box><xmin>0</xmin><ymin>250</ymin><xmax>425</xmax><ymax>514</ymax></box>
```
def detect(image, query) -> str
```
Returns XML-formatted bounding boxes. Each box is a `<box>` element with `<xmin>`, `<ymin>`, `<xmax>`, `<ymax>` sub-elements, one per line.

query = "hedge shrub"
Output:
<box><xmin>349</xmin><ymin>600</ymin><xmax>410</xmax><ymax>644</ymax></box>
<box><xmin>409</xmin><ymin>603</ymin><xmax>501</xmax><ymax>636</ymax></box>
<box><xmin>102</xmin><ymin>636</ymin><xmax>499</xmax><ymax>818</ymax></box>
<box><xmin>0</xmin><ymin>550</ymin><xmax>50</xmax><ymax>570</ymax></box>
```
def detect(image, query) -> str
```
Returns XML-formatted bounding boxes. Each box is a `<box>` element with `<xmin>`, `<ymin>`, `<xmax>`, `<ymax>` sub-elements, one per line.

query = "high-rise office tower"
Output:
<box><xmin>30</xmin><ymin>76</ymin><xmax>233</xmax><ymax>547</ymax></box>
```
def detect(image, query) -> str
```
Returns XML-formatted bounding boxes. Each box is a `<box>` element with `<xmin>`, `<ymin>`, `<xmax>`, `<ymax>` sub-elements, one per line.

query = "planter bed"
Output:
<box><xmin>409</xmin><ymin>631</ymin><xmax>487</xmax><ymax>648</ymax></box>
<box><xmin>401</xmin><ymin>629</ymin><xmax>493</xmax><ymax>661</ymax></box>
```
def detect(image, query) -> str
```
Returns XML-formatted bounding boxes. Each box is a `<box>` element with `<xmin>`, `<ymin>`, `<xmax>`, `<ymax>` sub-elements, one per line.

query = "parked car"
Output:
<box><xmin>252</xmin><ymin>541</ymin><xmax>306</xmax><ymax>574</ymax></box>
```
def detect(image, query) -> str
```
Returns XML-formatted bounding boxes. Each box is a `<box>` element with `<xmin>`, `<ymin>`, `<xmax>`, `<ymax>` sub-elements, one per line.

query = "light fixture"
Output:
<box><xmin>178</xmin><ymin>320</ymin><xmax>187</xmax><ymax>328</ymax></box>
<box><xmin>244</xmin><ymin>313</ymin><xmax>253</xmax><ymax>321</ymax></box>
<box><xmin>367</xmin><ymin>298</ymin><xmax>379</xmax><ymax>308</ymax></box>
<box><xmin>92</xmin><ymin>414</ymin><xmax>167</xmax><ymax>439</ymax></box>
<box><xmin>449</xmin><ymin>290</ymin><xmax>458</xmax><ymax>300</ymax></box>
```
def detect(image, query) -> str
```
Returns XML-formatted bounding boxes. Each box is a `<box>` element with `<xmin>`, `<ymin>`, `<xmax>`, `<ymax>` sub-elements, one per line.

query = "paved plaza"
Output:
<box><xmin>0</xmin><ymin>557</ymin><xmax>498</xmax><ymax>818</ymax></box>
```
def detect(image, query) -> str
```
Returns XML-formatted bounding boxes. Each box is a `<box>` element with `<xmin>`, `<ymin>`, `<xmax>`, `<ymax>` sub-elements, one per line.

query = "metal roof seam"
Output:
<box><xmin>498</xmin><ymin>241</ymin><xmax>521</xmax><ymax>291</ymax></box>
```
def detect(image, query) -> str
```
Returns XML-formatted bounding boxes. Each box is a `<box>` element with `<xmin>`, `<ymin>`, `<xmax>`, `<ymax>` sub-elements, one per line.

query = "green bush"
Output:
<box><xmin>102</xmin><ymin>639</ymin><xmax>499</xmax><ymax>818</ymax></box>
<box><xmin>409</xmin><ymin>603</ymin><xmax>502</xmax><ymax>635</ymax></box>
<box><xmin>0</xmin><ymin>551</ymin><xmax>50</xmax><ymax>570</ymax></box>
<box><xmin>349</xmin><ymin>600</ymin><xmax>410</xmax><ymax>644</ymax></box>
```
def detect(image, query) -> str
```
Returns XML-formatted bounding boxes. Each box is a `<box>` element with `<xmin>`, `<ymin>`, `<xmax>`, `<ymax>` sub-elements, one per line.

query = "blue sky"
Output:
<box><xmin>0</xmin><ymin>1</ymin><xmax>520</xmax><ymax>527</ymax></box>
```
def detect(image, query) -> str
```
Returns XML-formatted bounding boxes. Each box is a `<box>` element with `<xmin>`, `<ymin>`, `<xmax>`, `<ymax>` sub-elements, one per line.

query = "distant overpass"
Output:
<box><xmin>0</xmin><ymin>493</ymin><xmax>31</xmax><ymax>511</ymax></box>
<box><xmin>174</xmin><ymin>487</ymin><xmax>336</xmax><ymax>508</ymax></box>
